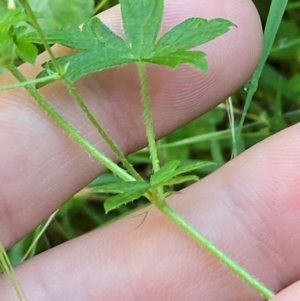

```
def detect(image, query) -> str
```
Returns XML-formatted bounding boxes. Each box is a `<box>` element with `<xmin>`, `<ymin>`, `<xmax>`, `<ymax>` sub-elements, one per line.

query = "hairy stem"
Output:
<box><xmin>64</xmin><ymin>80</ymin><xmax>143</xmax><ymax>181</ymax></box>
<box><xmin>137</xmin><ymin>62</ymin><xmax>160</xmax><ymax>173</ymax></box>
<box><xmin>159</xmin><ymin>202</ymin><xmax>275</xmax><ymax>299</ymax></box>
<box><xmin>21</xmin><ymin>0</ymin><xmax>141</xmax><ymax>180</ymax></box>
<box><xmin>0</xmin><ymin>73</ymin><xmax>59</xmax><ymax>91</ymax></box>
<box><xmin>20</xmin><ymin>0</ymin><xmax>63</xmax><ymax>74</ymax></box>
<box><xmin>8</xmin><ymin>64</ymin><xmax>134</xmax><ymax>182</ymax></box>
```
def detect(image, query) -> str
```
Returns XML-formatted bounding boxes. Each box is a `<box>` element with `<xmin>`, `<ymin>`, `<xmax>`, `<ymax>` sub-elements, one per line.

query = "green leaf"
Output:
<box><xmin>0</xmin><ymin>9</ymin><xmax>28</xmax><ymax>28</ymax></box>
<box><xmin>22</xmin><ymin>0</ymin><xmax>234</xmax><ymax>85</ymax></box>
<box><xmin>104</xmin><ymin>184</ymin><xmax>150</xmax><ymax>213</ymax></box>
<box><xmin>120</xmin><ymin>0</ymin><xmax>163</xmax><ymax>57</ymax></box>
<box><xmin>173</xmin><ymin>161</ymin><xmax>214</xmax><ymax>176</ymax></box>
<box><xmin>23</xmin><ymin>17</ymin><xmax>133</xmax><ymax>83</ymax></box>
<box><xmin>28</xmin><ymin>0</ymin><xmax>94</xmax><ymax>30</ymax></box>
<box><xmin>16</xmin><ymin>39</ymin><xmax>37</xmax><ymax>64</ymax></box>
<box><xmin>150</xmin><ymin>160</ymin><xmax>180</xmax><ymax>186</ymax></box>
<box><xmin>162</xmin><ymin>175</ymin><xmax>199</xmax><ymax>186</ymax></box>
<box><xmin>147</xmin><ymin>50</ymin><xmax>208</xmax><ymax>71</ymax></box>
<box><xmin>94</xmin><ymin>181</ymin><xmax>149</xmax><ymax>194</ymax></box>
<box><xmin>151</xmin><ymin>160</ymin><xmax>213</xmax><ymax>187</ymax></box>
<box><xmin>154</xmin><ymin>18</ymin><xmax>235</xmax><ymax>54</ymax></box>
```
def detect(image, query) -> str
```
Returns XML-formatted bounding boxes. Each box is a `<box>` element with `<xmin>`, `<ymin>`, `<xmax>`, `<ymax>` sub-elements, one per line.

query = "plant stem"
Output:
<box><xmin>23</xmin><ymin>1</ymin><xmax>139</xmax><ymax>180</ymax></box>
<box><xmin>159</xmin><ymin>202</ymin><xmax>275</xmax><ymax>299</ymax></box>
<box><xmin>0</xmin><ymin>242</ymin><xmax>26</xmax><ymax>301</ymax></box>
<box><xmin>0</xmin><ymin>73</ymin><xmax>59</xmax><ymax>91</ymax></box>
<box><xmin>20</xmin><ymin>0</ymin><xmax>141</xmax><ymax>180</ymax></box>
<box><xmin>7</xmin><ymin>64</ymin><xmax>134</xmax><ymax>182</ymax></box>
<box><xmin>64</xmin><ymin>80</ymin><xmax>143</xmax><ymax>180</ymax></box>
<box><xmin>94</xmin><ymin>0</ymin><xmax>110</xmax><ymax>13</ymax></box>
<box><xmin>137</xmin><ymin>62</ymin><xmax>160</xmax><ymax>173</ymax></box>
<box><xmin>20</xmin><ymin>0</ymin><xmax>63</xmax><ymax>75</ymax></box>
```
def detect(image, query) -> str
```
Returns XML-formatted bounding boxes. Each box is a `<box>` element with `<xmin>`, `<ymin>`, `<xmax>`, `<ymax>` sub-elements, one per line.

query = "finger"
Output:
<box><xmin>1</xmin><ymin>122</ymin><xmax>300</xmax><ymax>300</ymax></box>
<box><xmin>0</xmin><ymin>0</ymin><xmax>262</xmax><ymax>247</ymax></box>
<box><xmin>272</xmin><ymin>282</ymin><xmax>300</xmax><ymax>301</ymax></box>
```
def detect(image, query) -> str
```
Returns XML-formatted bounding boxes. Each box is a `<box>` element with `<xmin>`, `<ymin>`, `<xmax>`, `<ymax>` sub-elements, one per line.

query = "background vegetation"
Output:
<box><xmin>4</xmin><ymin>0</ymin><xmax>300</xmax><ymax>267</ymax></box>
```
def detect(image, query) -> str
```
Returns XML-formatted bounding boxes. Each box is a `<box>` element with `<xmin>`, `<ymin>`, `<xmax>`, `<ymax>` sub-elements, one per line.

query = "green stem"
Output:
<box><xmin>159</xmin><ymin>202</ymin><xmax>275</xmax><ymax>299</ymax></box>
<box><xmin>137</xmin><ymin>62</ymin><xmax>160</xmax><ymax>173</ymax></box>
<box><xmin>20</xmin><ymin>0</ymin><xmax>63</xmax><ymax>75</ymax></box>
<box><xmin>7</xmin><ymin>64</ymin><xmax>134</xmax><ymax>182</ymax></box>
<box><xmin>0</xmin><ymin>73</ymin><xmax>59</xmax><ymax>91</ymax></box>
<box><xmin>20</xmin><ymin>0</ymin><xmax>141</xmax><ymax>180</ymax></box>
<box><xmin>94</xmin><ymin>0</ymin><xmax>110</xmax><ymax>13</ymax></box>
<box><xmin>0</xmin><ymin>242</ymin><xmax>26</xmax><ymax>301</ymax></box>
<box><xmin>64</xmin><ymin>80</ymin><xmax>143</xmax><ymax>181</ymax></box>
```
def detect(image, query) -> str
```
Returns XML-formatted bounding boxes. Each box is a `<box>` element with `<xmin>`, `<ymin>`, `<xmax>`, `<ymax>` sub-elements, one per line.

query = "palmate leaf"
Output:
<box><xmin>23</xmin><ymin>0</ymin><xmax>234</xmax><ymax>84</ymax></box>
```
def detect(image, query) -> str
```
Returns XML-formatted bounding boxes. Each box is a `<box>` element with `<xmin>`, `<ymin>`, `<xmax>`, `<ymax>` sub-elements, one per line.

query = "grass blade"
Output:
<box><xmin>236</xmin><ymin>0</ymin><xmax>288</xmax><ymax>144</ymax></box>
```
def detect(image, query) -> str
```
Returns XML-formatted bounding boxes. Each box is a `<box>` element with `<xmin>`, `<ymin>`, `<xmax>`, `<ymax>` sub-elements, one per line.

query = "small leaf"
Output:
<box><xmin>104</xmin><ymin>185</ymin><xmax>150</xmax><ymax>213</ymax></box>
<box><xmin>16</xmin><ymin>39</ymin><xmax>37</xmax><ymax>64</ymax></box>
<box><xmin>147</xmin><ymin>50</ymin><xmax>208</xmax><ymax>71</ymax></box>
<box><xmin>93</xmin><ymin>181</ymin><xmax>149</xmax><ymax>194</ymax></box>
<box><xmin>120</xmin><ymin>0</ymin><xmax>164</xmax><ymax>57</ymax></box>
<box><xmin>154</xmin><ymin>18</ymin><xmax>235</xmax><ymax>54</ymax></box>
<box><xmin>151</xmin><ymin>161</ymin><xmax>213</xmax><ymax>187</ymax></box>
<box><xmin>173</xmin><ymin>161</ymin><xmax>214</xmax><ymax>177</ymax></box>
<box><xmin>150</xmin><ymin>160</ymin><xmax>180</xmax><ymax>186</ymax></box>
<box><xmin>162</xmin><ymin>175</ymin><xmax>199</xmax><ymax>186</ymax></box>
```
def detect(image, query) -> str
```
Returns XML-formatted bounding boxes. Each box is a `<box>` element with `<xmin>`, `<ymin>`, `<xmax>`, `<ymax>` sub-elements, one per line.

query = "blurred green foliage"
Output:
<box><xmin>28</xmin><ymin>0</ymin><xmax>94</xmax><ymax>30</ymax></box>
<box><xmin>6</xmin><ymin>0</ymin><xmax>300</xmax><ymax>264</ymax></box>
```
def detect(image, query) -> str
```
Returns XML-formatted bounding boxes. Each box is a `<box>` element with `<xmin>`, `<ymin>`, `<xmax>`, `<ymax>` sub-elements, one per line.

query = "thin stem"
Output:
<box><xmin>20</xmin><ymin>1</ymin><xmax>140</xmax><ymax>179</ymax></box>
<box><xmin>159</xmin><ymin>202</ymin><xmax>275</xmax><ymax>299</ymax></box>
<box><xmin>94</xmin><ymin>0</ymin><xmax>110</xmax><ymax>14</ymax></box>
<box><xmin>65</xmin><ymin>80</ymin><xmax>143</xmax><ymax>181</ymax></box>
<box><xmin>21</xmin><ymin>210</ymin><xmax>59</xmax><ymax>263</ymax></box>
<box><xmin>7</xmin><ymin>64</ymin><xmax>134</xmax><ymax>182</ymax></box>
<box><xmin>0</xmin><ymin>242</ymin><xmax>27</xmax><ymax>301</ymax></box>
<box><xmin>0</xmin><ymin>73</ymin><xmax>59</xmax><ymax>91</ymax></box>
<box><xmin>137</xmin><ymin>62</ymin><xmax>160</xmax><ymax>173</ymax></box>
<box><xmin>19</xmin><ymin>0</ymin><xmax>63</xmax><ymax>75</ymax></box>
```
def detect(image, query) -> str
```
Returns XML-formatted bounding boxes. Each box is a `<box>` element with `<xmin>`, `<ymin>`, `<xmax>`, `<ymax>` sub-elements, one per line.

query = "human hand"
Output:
<box><xmin>1</xmin><ymin>0</ymin><xmax>299</xmax><ymax>300</ymax></box>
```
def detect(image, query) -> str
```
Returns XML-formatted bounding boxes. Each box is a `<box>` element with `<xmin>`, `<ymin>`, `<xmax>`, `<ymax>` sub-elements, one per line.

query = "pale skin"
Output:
<box><xmin>0</xmin><ymin>0</ymin><xmax>299</xmax><ymax>300</ymax></box>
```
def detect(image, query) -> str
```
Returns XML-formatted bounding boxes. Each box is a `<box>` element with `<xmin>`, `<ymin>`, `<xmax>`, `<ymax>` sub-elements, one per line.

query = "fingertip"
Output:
<box><xmin>271</xmin><ymin>282</ymin><xmax>300</xmax><ymax>301</ymax></box>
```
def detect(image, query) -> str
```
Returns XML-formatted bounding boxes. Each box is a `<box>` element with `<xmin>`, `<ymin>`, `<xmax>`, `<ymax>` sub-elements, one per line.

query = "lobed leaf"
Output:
<box><xmin>120</xmin><ymin>0</ymin><xmax>164</xmax><ymax>58</ymax></box>
<box><xmin>154</xmin><ymin>18</ymin><xmax>235</xmax><ymax>54</ymax></box>
<box><xmin>146</xmin><ymin>50</ymin><xmax>208</xmax><ymax>71</ymax></box>
<box><xmin>93</xmin><ymin>181</ymin><xmax>149</xmax><ymax>194</ymax></box>
<box><xmin>173</xmin><ymin>161</ymin><xmax>214</xmax><ymax>177</ymax></box>
<box><xmin>104</xmin><ymin>185</ymin><xmax>150</xmax><ymax>213</ymax></box>
<box><xmin>22</xmin><ymin>17</ymin><xmax>134</xmax><ymax>83</ymax></box>
<box><xmin>162</xmin><ymin>175</ymin><xmax>199</xmax><ymax>186</ymax></box>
